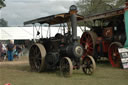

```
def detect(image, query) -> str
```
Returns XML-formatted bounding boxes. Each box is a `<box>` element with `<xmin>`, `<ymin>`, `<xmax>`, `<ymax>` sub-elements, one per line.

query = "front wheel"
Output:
<box><xmin>108</xmin><ymin>42</ymin><xmax>123</xmax><ymax>67</ymax></box>
<box><xmin>82</xmin><ymin>55</ymin><xmax>96</xmax><ymax>75</ymax></box>
<box><xmin>60</xmin><ymin>57</ymin><xmax>73</xmax><ymax>77</ymax></box>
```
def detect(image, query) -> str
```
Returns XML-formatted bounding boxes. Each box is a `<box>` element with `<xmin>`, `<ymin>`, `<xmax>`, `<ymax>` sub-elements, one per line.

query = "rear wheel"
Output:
<box><xmin>108</xmin><ymin>42</ymin><xmax>123</xmax><ymax>67</ymax></box>
<box><xmin>29</xmin><ymin>43</ymin><xmax>46</xmax><ymax>72</ymax></box>
<box><xmin>80</xmin><ymin>31</ymin><xmax>97</xmax><ymax>58</ymax></box>
<box><xmin>60</xmin><ymin>57</ymin><xmax>73</xmax><ymax>77</ymax></box>
<box><xmin>82</xmin><ymin>55</ymin><xmax>96</xmax><ymax>75</ymax></box>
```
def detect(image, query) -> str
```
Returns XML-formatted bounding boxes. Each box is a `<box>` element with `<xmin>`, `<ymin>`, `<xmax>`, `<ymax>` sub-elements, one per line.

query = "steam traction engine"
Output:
<box><xmin>80</xmin><ymin>2</ymin><xmax>128</xmax><ymax>68</ymax></box>
<box><xmin>24</xmin><ymin>5</ymin><xmax>96</xmax><ymax>76</ymax></box>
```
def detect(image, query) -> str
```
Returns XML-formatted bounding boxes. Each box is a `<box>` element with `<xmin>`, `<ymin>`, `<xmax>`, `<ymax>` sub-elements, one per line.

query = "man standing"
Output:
<box><xmin>7</xmin><ymin>40</ymin><xmax>14</xmax><ymax>61</ymax></box>
<box><xmin>0</xmin><ymin>42</ymin><xmax>2</xmax><ymax>61</ymax></box>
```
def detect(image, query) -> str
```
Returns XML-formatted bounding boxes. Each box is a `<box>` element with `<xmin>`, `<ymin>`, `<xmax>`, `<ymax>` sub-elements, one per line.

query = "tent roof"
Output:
<box><xmin>0</xmin><ymin>27</ymin><xmax>84</xmax><ymax>40</ymax></box>
<box><xmin>0</xmin><ymin>27</ymin><xmax>33</xmax><ymax>40</ymax></box>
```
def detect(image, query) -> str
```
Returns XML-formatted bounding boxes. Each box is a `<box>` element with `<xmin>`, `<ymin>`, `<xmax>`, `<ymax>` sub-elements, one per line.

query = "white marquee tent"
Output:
<box><xmin>0</xmin><ymin>27</ymin><xmax>84</xmax><ymax>40</ymax></box>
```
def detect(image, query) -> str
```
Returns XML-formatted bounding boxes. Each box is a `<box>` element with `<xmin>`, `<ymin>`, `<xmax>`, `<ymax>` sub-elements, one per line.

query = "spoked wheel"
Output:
<box><xmin>108</xmin><ymin>42</ymin><xmax>123</xmax><ymax>67</ymax></box>
<box><xmin>80</xmin><ymin>31</ymin><xmax>97</xmax><ymax>57</ymax></box>
<box><xmin>29</xmin><ymin>43</ymin><xmax>46</xmax><ymax>72</ymax></box>
<box><xmin>82</xmin><ymin>55</ymin><xmax>96</xmax><ymax>75</ymax></box>
<box><xmin>60</xmin><ymin>57</ymin><xmax>73</xmax><ymax>77</ymax></box>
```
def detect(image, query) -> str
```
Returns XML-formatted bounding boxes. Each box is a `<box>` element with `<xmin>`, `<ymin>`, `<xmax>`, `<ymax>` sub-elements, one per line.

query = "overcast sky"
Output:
<box><xmin>0</xmin><ymin>0</ymin><xmax>78</xmax><ymax>26</ymax></box>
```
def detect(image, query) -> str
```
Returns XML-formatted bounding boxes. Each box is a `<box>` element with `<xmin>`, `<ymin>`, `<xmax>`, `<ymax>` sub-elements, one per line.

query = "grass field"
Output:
<box><xmin>0</xmin><ymin>56</ymin><xmax>128</xmax><ymax>85</ymax></box>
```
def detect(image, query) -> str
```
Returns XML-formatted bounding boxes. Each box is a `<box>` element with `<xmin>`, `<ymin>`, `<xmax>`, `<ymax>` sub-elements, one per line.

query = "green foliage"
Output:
<box><xmin>114</xmin><ymin>0</ymin><xmax>125</xmax><ymax>8</ymax></box>
<box><xmin>0</xmin><ymin>0</ymin><xmax>5</xmax><ymax>8</ymax></box>
<box><xmin>0</xmin><ymin>18</ymin><xmax>8</xmax><ymax>27</ymax></box>
<box><xmin>76</xmin><ymin>0</ymin><xmax>125</xmax><ymax>16</ymax></box>
<box><xmin>76</xmin><ymin>0</ymin><xmax>126</xmax><ymax>27</ymax></box>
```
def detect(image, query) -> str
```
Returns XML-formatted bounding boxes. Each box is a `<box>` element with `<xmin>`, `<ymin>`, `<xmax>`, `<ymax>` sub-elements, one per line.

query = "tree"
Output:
<box><xmin>0</xmin><ymin>0</ymin><xmax>7</xmax><ymax>27</ymax></box>
<box><xmin>0</xmin><ymin>0</ymin><xmax>6</xmax><ymax>9</ymax></box>
<box><xmin>76</xmin><ymin>0</ymin><xmax>126</xmax><ymax>27</ymax></box>
<box><xmin>0</xmin><ymin>18</ymin><xmax>8</xmax><ymax>27</ymax></box>
<box><xmin>114</xmin><ymin>0</ymin><xmax>126</xmax><ymax>8</ymax></box>
<box><xmin>76</xmin><ymin>0</ymin><xmax>125</xmax><ymax>16</ymax></box>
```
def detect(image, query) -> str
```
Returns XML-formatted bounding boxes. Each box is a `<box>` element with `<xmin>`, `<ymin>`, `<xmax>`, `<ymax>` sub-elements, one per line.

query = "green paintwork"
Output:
<box><xmin>124</xmin><ymin>9</ymin><xmax>128</xmax><ymax>47</ymax></box>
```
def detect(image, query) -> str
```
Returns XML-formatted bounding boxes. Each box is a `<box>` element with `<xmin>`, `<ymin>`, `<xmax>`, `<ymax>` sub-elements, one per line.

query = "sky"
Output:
<box><xmin>0</xmin><ymin>0</ymin><xmax>78</xmax><ymax>26</ymax></box>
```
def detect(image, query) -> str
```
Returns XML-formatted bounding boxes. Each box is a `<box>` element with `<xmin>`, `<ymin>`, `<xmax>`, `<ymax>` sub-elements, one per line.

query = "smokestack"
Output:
<box><xmin>69</xmin><ymin>5</ymin><xmax>78</xmax><ymax>41</ymax></box>
<box><xmin>71</xmin><ymin>14</ymin><xmax>77</xmax><ymax>41</ymax></box>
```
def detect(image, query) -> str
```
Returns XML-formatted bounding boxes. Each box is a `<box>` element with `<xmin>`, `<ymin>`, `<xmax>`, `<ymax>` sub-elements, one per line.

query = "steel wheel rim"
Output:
<box><xmin>80</xmin><ymin>32</ymin><xmax>97</xmax><ymax>59</ymax></box>
<box><xmin>109</xmin><ymin>43</ymin><xmax>122</xmax><ymax>67</ymax></box>
<box><xmin>29</xmin><ymin>43</ymin><xmax>46</xmax><ymax>72</ymax></box>
<box><xmin>82</xmin><ymin>55</ymin><xmax>96</xmax><ymax>75</ymax></box>
<box><xmin>60</xmin><ymin>57</ymin><xmax>73</xmax><ymax>77</ymax></box>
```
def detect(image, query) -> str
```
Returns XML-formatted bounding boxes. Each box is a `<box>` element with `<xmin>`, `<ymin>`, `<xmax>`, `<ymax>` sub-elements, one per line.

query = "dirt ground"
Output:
<box><xmin>0</xmin><ymin>56</ymin><xmax>128</xmax><ymax>85</ymax></box>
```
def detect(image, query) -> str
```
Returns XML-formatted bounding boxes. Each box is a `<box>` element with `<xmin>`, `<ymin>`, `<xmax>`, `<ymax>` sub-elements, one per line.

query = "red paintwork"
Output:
<box><xmin>80</xmin><ymin>32</ymin><xmax>121</xmax><ymax>67</ymax></box>
<box><xmin>80</xmin><ymin>32</ymin><xmax>94</xmax><ymax>58</ymax></box>
<box><xmin>125</xmin><ymin>2</ymin><xmax>128</xmax><ymax>7</ymax></box>
<box><xmin>124</xmin><ymin>2</ymin><xmax>128</xmax><ymax>10</ymax></box>
<box><xmin>97</xmin><ymin>40</ymin><xmax>110</xmax><ymax>53</ymax></box>
<box><xmin>108</xmin><ymin>44</ymin><xmax>121</xmax><ymax>67</ymax></box>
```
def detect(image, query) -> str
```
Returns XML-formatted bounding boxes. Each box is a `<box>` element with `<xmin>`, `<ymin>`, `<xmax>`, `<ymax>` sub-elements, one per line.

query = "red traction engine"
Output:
<box><xmin>80</xmin><ymin>7</ymin><xmax>127</xmax><ymax>67</ymax></box>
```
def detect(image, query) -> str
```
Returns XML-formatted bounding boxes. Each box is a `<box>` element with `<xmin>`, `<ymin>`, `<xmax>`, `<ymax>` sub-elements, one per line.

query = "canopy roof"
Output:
<box><xmin>24</xmin><ymin>13</ymin><xmax>84</xmax><ymax>25</ymax></box>
<box><xmin>84</xmin><ymin>7</ymin><xmax>125</xmax><ymax>21</ymax></box>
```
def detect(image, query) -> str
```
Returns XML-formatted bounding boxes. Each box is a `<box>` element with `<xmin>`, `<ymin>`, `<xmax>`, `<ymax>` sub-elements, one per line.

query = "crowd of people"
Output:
<box><xmin>0</xmin><ymin>40</ymin><xmax>22</xmax><ymax>61</ymax></box>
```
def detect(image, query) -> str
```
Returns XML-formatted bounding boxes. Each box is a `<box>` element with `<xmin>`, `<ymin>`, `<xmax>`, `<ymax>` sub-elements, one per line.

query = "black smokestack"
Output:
<box><xmin>69</xmin><ymin>5</ymin><xmax>78</xmax><ymax>41</ymax></box>
<box><xmin>71</xmin><ymin>14</ymin><xmax>77</xmax><ymax>41</ymax></box>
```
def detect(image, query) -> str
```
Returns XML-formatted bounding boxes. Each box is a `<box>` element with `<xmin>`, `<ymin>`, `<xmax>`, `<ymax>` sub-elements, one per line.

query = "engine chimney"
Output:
<box><xmin>69</xmin><ymin>5</ymin><xmax>78</xmax><ymax>41</ymax></box>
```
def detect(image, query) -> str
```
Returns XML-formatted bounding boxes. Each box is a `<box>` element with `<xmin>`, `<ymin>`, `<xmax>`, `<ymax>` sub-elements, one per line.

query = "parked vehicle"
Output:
<box><xmin>80</xmin><ymin>1</ymin><xmax>128</xmax><ymax>67</ymax></box>
<box><xmin>24</xmin><ymin>5</ymin><xmax>96</xmax><ymax>76</ymax></box>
